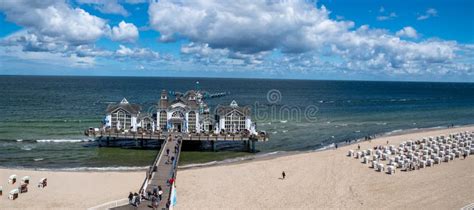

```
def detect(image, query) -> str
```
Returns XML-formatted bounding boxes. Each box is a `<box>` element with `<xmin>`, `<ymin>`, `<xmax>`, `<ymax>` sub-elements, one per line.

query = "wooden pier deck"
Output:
<box><xmin>113</xmin><ymin>135</ymin><xmax>182</xmax><ymax>210</ymax></box>
<box><xmin>86</xmin><ymin>130</ymin><xmax>268</xmax><ymax>142</ymax></box>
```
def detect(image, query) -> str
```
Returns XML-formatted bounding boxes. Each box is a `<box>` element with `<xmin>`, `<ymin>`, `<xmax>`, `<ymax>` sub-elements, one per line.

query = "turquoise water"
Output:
<box><xmin>0</xmin><ymin>76</ymin><xmax>473</xmax><ymax>169</ymax></box>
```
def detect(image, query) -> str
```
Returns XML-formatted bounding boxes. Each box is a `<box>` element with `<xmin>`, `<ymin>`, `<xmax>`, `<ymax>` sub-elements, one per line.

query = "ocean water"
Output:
<box><xmin>1</xmin><ymin>76</ymin><xmax>473</xmax><ymax>169</ymax></box>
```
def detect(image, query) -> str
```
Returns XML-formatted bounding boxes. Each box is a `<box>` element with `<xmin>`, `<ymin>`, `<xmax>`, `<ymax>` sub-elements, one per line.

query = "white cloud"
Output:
<box><xmin>379</xmin><ymin>6</ymin><xmax>385</xmax><ymax>13</ymax></box>
<box><xmin>396</xmin><ymin>26</ymin><xmax>418</xmax><ymax>39</ymax></box>
<box><xmin>148</xmin><ymin>0</ymin><xmax>468</xmax><ymax>76</ymax></box>
<box><xmin>417</xmin><ymin>8</ymin><xmax>438</xmax><ymax>20</ymax></box>
<box><xmin>149</xmin><ymin>0</ymin><xmax>354</xmax><ymax>54</ymax></box>
<box><xmin>110</xmin><ymin>21</ymin><xmax>139</xmax><ymax>42</ymax></box>
<box><xmin>377</xmin><ymin>12</ymin><xmax>397</xmax><ymax>21</ymax></box>
<box><xmin>0</xmin><ymin>1</ymin><xmax>139</xmax><ymax>45</ymax></box>
<box><xmin>115</xmin><ymin>45</ymin><xmax>160</xmax><ymax>60</ymax></box>
<box><xmin>76</xmin><ymin>0</ymin><xmax>129</xmax><ymax>16</ymax></box>
<box><xmin>124</xmin><ymin>0</ymin><xmax>147</xmax><ymax>4</ymax></box>
<box><xmin>0</xmin><ymin>0</ymin><xmax>109</xmax><ymax>44</ymax></box>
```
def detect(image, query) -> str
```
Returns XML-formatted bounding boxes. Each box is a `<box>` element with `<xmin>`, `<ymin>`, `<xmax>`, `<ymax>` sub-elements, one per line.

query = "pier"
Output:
<box><xmin>85</xmin><ymin>85</ymin><xmax>269</xmax><ymax>209</ymax></box>
<box><xmin>112</xmin><ymin>134</ymin><xmax>182</xmax><ymax>210</ymax></box>
<box><xmin>85</xmin><ymin>130</ymin><xmax>268</xmax><ymax>152</ymax></box>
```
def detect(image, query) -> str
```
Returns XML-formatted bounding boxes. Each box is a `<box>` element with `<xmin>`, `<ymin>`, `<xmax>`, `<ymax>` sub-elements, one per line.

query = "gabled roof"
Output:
<box><xmin>215</xmin><ymin>101</ymin><xmax>251</xmax><ymax>116</ymax></box>
<box><xmin>168</xmin><ymin>96</ymin><xmax>199</xmax><ymax>110</ymax></box>
<box><xmin>106</xmin><ymin>98</ymin><xmax>141</xmax><ymax>114</ymax></box>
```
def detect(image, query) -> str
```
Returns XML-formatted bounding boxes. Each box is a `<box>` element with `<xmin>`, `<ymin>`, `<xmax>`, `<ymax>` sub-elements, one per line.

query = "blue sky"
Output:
<box><xmin>0</xmin><ymin>0</ymin><xmax>473</xmax><ymax>82</ymax></box>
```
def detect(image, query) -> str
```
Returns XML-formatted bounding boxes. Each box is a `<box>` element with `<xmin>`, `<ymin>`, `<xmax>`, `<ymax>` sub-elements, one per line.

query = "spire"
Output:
<box><xmin>120</xmin><ymin>98</ymin><xmax>129</xmax><ymax>104</ymax></box>
<box><xmin>230</xmin><ymin>100</ymin><xmax>238</xmax><ymax>108</ymax></box>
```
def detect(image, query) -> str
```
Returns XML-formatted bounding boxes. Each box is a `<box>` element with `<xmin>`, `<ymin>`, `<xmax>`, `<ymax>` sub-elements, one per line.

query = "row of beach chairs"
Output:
<box><xmin>347</xmin><ymin>131</ymin><xmax>473</xmax><ymax>175</ymax></box>
<box><xmin>1</xmin><ymin>176</ymin><xmax>47</xmax><ymax>200</ymax></box>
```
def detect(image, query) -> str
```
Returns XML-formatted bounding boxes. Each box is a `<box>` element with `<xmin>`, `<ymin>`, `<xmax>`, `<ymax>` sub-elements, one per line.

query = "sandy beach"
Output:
<box><xmin>1</xmin><ymin>126</ymin><xmax>473</xmax><ymax>209</ymax></box>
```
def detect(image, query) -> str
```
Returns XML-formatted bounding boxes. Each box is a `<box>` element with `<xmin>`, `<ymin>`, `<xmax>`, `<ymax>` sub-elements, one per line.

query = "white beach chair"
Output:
<box><xmin>8</xmin><ymin>175</ymin><xmax>17</xmax><ymax>184</ymax></box>
<box><xmin>38</xmin><ymin>178</ymin><xmax>47</xmax><ymax>188</ymax></box>
<box><xmin>372</xmin><ymin>155</ymin><xmax>378</xmax><ymax>161</ymax></box>
<box><xmin>367</xmin><ymin>149</ymin><xmax>372</xmax><ymax>155</ymax></box>
<box><xmin>22</xmin><ymin>176</ymin><xmax>30</xmax><ymax>184</ymax></box>
<box><xmin>454</xmin><ymin>151</ymin><xmax>461</xmax><ymax>158</ymax></box>
<box><xmin>434</xmin><ymin>157</ymin><xmax>442</xmax><ymax>164</ymax></box>
<box><xmin>371</xmin><ymin>161</ymin><xmax>378</xmax><ymax>169</ymax></box>
<box><xmin>347</xmin><ymin>150</ymin><xmax>354</xmax><ymax>157</ymax></box>
<box><xmin>419</xmin><ymin>160</ymin><xmax>426</xmax><ymax>168</ymax></box>
<box><xmin>387</xmin><ymin>165</ymin><xmax>396</xmax><ymax>174</ymax></box>
<box><xmin>444</xmin><ymin>155</ymin><xmax>451</xmax><ymax>162</ymax></box>
<box><xmin>449</xmin><ymin>153</ymin><xmax>455</xmax><ymax>160</ymax></box>
<box><xmin>9</xmin><ymin>189</ymin><xmax>19</xmax><ymax>200</ymax></box>
<box><xmin>388</xmin><ymin>157</ymin><xmax>395</xmax><ymax>165</ymax></box>
<box><xmin>376</xmin><ymin>163</ymin><xmax>384</xmax><ymax>172</ymax></box>
<box><xmin>362</xmin><ymin>156</ymin><xmax>370</xmax><ymax>164</ymax></box>
<box><xmin>427</xmin><ymin>159</ymin><xmax>434</xmax><ymax>167</ymax></box>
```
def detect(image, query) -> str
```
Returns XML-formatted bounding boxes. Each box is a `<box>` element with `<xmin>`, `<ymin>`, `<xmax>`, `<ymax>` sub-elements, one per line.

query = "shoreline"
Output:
<box><xmin>1</xmin><ymin>125</ymin><xmax>473</xmax><ymax>209</ymax></box>
<box><xmin>1</xmin><ymin>124</ymin><xmax>472</xmax><ymax>172</ymax></box>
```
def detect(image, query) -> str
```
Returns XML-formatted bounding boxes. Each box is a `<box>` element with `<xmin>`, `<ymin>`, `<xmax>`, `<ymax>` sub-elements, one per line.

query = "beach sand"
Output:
<box><xmin>1</xmin><ymin>126</ymin><xmax>473</xmax><ymax>209</ymax></box>
<box><xmin>175</xmin><ymin>126</ymin><xmax>474</xmax><ymax>209</ymax></box>
<box><xmin>0</xmin><ymin>170</ymin><xmax>143</xmax><ymax>209</ymax></box>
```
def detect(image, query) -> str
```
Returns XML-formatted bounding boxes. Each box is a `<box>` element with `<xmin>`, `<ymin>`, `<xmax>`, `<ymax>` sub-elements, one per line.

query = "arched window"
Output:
<box><xmin>172</xmin><ymin>111</ymin><xmax>184</xmax><ymax>118</ymax></box>
<box><xmin>188</xmin><ymin>111</ymin><xmax>196</xmax><ymax>131</ymax></box>
<box><xmin>160</xmin><ymin>111</ymin><xmax>167</xmax><ymax>130</ymax></box>
<box><xmin>112</xmin><ymin>110</ymin><xmax>131</xmax><ymax>130</ymax></box>
<box><xmin>224</xmin><ymin>110</ymin><xmax>245</xmax><ymax>132</ymax></box>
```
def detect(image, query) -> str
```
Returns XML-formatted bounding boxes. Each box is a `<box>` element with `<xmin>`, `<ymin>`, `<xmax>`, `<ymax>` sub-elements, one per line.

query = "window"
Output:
<box><xmin>188</xmin><ymin>111</ymin><xmax>196</xmax><ymax>131</ymax></box>
<box><xmin>224</xmin><ymin>110</ymin><xmax>245</xmax><ymax>132</ymax></box>
<box><xmin>112</xmin><ymin>110</ymin><xmax>131</xmax><ymax>130</ymax></box>
<box><xmin>159</xmin><ymin>111</ymin><xmax>167</xmax><ymax>130</ymax></box>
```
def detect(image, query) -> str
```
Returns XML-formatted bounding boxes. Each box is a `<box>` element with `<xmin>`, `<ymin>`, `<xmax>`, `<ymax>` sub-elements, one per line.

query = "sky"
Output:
<box><xmin>0</xmin><ymin>0</ymin><xmax>473</xmax><ymax>82</ymax></box>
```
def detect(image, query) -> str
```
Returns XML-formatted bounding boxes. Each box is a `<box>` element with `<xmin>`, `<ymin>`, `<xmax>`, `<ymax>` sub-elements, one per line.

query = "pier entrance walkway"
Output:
<box><xmin>113</xmin><ymin>134</ymin><xmax>182</xmax><ymax>210</ymax></box>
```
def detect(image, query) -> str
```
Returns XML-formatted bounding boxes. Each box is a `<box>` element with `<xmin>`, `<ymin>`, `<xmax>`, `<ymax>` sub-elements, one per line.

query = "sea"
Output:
<box><xmin>1</xmin><ymin>76</ymin><xmax>473</xmax><ymax>170</ymax></box>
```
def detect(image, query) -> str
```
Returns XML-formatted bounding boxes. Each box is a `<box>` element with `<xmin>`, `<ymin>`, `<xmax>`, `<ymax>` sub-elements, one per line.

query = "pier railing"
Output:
<box><xmin>87</xmin><ymin>198</ymin><xmax>129</xmax><ymax>210</ymax></box>
<box><xmin>139</xmin><ymin>139</ymin><xmax>167</xmax><ymax>194</ymax></box>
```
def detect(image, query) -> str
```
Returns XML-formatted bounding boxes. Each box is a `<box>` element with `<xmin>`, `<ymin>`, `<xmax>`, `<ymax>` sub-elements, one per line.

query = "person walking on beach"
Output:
<box><xmin>357</xmin><ymin>144</ymin><xmax>360</xmax><ymax>150</ymax></box>
<box><xmin>463</xmin><ymin>152</ymin><xmax>467</xmax><ymax>160</ymax></box>
<box><xmin>151</xmin><ymin>195</ymin><xmax>158</xmax><ymax>210</ymax></box>
<box><xmin>158</xmin><ymin>186</ymin><xmax>163</xmax><ymax>200</ymax></box>
<box><xmin>282</xmin><ymin>171</ymin><xmax>286</xmax><ymax>179</ymax></box>
<box><xmin>128</xmin><ymin>192</ymin><xmax>133</xmax><ymax>204</ymax></box>
<box><xmin>166</xmin><ymin>148</ymin><xmax>170</xmax><ymax>156</ymax></box>
<box><xmin>335</xmin><ymin>143</ymin><xmax>338</xmax><ymax>149</ymax></box>
<box><xmin>158</xmin><ymin>188</ymin><xmax>163</xmax><ymax>200</ymax></box>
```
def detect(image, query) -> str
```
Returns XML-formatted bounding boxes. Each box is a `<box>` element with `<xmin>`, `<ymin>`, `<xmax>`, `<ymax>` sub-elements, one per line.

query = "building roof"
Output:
<box><xmin>106</xmin><ymin>98</ymin><xmax>141</xmax><ymax>114</ymax></box>
<box><xmin>165</xmin><ymin>95</ymin><xmax>200</xmax><ymax>110</ymax></box>
<box><xmin>215</xmin><ymin>100</ymin><xmax>251</xmax><ymax>116</ymax></box>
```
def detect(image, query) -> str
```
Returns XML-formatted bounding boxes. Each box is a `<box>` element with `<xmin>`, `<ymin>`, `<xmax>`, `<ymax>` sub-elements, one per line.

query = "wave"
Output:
<box><xmin>34</xmin><ymin>158</ymin><xmax>44</xmax><ymax>162</ymax></box>
<box><xmin>35</xmin><ymin>166</ymin><xmax>149</xmax><ymax>172</ymax></box>
<box><xmin>314</xmin><ymin>143</ymin><xmax>335</xmax><ymax>151</ymax></box>
<box><xmin>179</xmin><ymin>151</ymin><xmax>287</xmax><ymax>169</ymax></box>
<box><xmin>21</xmin><ymin>146</ymin><xmax>34</xmax><ymax>151</ymax></box>
<box><xmin>36</xmin><ymin>139</ymin><xmax>94</xmax><ymax>143</ymax></box>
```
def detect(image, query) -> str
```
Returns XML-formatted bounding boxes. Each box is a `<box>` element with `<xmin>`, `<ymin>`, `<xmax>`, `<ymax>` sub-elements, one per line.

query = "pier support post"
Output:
<box><xmin>106</xmin><ymin>137</ymin><xmax>110</xmax><ymax>146</ymax></box>
<box><xmin>98</xmin><ymin>137</ymin><xmax>102</xmax><ymax>147</ymax></box>
<box><xmin>251</xmin><ymin>140</ymin><xmax>256</xmax><ymax>153</ymax></box>
<box><xmin>211</xmin><ymin>141</ymin><xmax>216</xmax><ymax>152</ymax></box>
<box><xmin>140</xmin><ymin>139</ymin><xmax>144</xmax><ymax>148</ymax></box>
